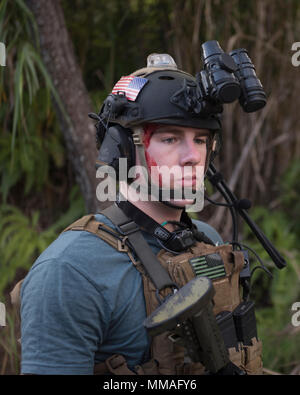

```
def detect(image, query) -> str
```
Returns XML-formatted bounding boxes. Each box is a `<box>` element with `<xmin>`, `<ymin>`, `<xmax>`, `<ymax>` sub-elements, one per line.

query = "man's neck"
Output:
<box><xmin>119</xmin><ymin>181</ymin><xmax>188</xmax><ymax>231</ymax></box>
<box><xmin>126</xmin><ymin>197</ymin><xmax>183</xmax><ymax>232</ymax></box>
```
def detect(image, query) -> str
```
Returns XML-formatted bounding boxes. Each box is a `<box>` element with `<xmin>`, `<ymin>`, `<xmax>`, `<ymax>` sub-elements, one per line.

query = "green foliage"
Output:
<box><xmin>61</xmin><ymin>0</ymin><xmax>173</xmax><ymax>94</ymax></box>
<box><xmin>256</xmin><ymin>307</ymin><xmax>300</xmax><ymax>374</ymax></box>
<box><xmin>0</xmin><ymin>105</ymin><xmax>65</xmax><ymax>202</ymax></box>
<box><xmin>280</xmin><ymin>160</ymin><xmax>300</xmax><ymax>237</ymax></box>
<box><xmin>0</xmin><ymin>308</ymin><xmax>21</xmax><ymax>374</ymax></box>
<box><xmin>0</xmin><ymin>0</ymin><xmax>86</xmax><ymax>303</ymax></box>
<box><xmin>0</xmin><ymin>186</ymin><xmax>85</xmax><ymax>297</ymax></box>
<box><xmin>11</xmin><ymin>40</ymin><xmax>64</xmax><ymax>150</ymax></box>
<box><xmin>242</xmin><ymin>162</ymin><xmax>300</xmax><ymax>373</ymax></box>
<box><xmin>0</xmin><ymin>0</ymin><xmax>67</xmax><ymax>202</ymax></box>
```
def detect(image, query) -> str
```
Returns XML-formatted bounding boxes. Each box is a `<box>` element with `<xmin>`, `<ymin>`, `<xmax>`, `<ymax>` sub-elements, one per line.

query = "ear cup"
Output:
<box><xmin>96</xmin><ymin>125</ymin><xmax>136</xmax><ymax>178</ymax></box>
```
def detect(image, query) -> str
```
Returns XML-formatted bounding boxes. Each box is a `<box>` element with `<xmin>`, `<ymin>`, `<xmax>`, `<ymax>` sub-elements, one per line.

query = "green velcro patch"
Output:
<box><xmin>189</xmin><ymin>253</ymin><xmax>226</xmax><ymax>280</ymax></box>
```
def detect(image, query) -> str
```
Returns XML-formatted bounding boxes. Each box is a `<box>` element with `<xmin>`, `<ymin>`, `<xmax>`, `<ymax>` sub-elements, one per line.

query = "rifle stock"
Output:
<box><xmin>144</xmin><ymin>277</ymin><xmax>245</xmax><ymax>375</ymax></box>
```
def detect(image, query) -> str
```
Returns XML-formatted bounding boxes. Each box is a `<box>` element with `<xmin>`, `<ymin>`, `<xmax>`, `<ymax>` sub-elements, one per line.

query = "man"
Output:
<box><xmin>20</xmin><ymin>53</ymin><xmax>262</xmax><ymax>375</ymax></box>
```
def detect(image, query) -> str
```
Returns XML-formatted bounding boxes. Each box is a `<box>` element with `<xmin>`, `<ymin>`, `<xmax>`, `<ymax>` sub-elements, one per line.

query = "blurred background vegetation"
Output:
<box><xmin>0</xmin><ymin>0</ymin><xmax>299</xmax><ymax>374</ymax></box>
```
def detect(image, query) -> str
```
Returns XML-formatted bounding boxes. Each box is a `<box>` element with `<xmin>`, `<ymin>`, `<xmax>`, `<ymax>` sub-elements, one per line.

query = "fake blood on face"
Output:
<box><xmin>143</xmin><ymin>123</ymin><xmax>180</xmax><ymax>188</ymax></box>
<box><xmin>143</xmin><ymin>123</ymin><xmax>160</xmax><ymax>170</ymax></box>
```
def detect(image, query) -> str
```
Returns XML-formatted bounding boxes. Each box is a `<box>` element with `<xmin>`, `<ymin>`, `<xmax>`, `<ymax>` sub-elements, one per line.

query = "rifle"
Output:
<box><xmin>144</xmin><ymin>276</ymin><xmax>246</xmax><ymax>375</ymax></box>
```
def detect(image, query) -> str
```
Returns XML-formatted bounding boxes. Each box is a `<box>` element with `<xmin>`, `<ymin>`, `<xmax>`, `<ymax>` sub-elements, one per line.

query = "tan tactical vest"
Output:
<box><xmin>64</xmin><ymin>215</ymin><xmax>263</xmax><ymax>375</ymax></box>
<box><xmin>11</xmin><ymin>214</ymin><xmax>263</xmax><ymax>375</ymax></box>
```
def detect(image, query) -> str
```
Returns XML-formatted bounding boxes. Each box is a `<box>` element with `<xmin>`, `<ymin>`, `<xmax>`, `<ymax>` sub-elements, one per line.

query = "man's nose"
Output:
<box><xmin>179</xmin><ymin>140</ymin><xmax>205</xmax><ymax>166</ymax></box>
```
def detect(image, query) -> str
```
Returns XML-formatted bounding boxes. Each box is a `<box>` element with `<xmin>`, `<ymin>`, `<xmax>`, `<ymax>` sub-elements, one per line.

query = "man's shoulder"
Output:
<box><xmin>22</xmin><ymin>213</ymin><xmax>137</xmax><ymax>296</ymax></box>
<box><xmin>192</xmin><ymin>218</ymin><xmax>223</xmax><ymax>245</ymax></box>
<box><xmin>32</xmin><ymin>213</ymin><xmax>125</xmax><ymax>270</ymax></box>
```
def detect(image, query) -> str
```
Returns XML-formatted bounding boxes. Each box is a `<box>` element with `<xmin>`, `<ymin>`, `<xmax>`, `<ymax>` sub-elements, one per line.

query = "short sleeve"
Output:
<box><xmin>20</xmin><ymin>258</ymin><xmax>109</xmax><ymax>375</ymax></box>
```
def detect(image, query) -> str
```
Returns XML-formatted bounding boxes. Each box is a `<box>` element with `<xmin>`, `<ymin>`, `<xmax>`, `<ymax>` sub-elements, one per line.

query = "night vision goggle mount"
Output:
<box><xmin>95</xmin><ymin>40</ymin><xmax>267</xmax><ymax>131</ymax></box>
<box><xmin>171</xmin><ymin>40</ymin><xmax>266</xmax><ymax>117</ymax></box>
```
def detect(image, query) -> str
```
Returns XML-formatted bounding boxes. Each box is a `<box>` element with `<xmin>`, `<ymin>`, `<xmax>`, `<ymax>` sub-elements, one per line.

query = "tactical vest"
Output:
<box><xmin>63</xmin><ymin>213</ymin><xmax>263</xmax><ymax>375</ymax></box>
<box><xmin>11</xmin><ymin>213</ymin><xmax>263</xmax><ymax>375</ymax></box>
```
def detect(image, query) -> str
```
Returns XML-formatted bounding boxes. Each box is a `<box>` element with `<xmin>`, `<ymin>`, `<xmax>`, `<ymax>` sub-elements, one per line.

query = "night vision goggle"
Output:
<box><xmin>97</xmin><ymin>40</ymin><xmax>266</xmax><ymax>129</ymax></box>
<box><xmin>167</xmin><ymin>40</ymin><xmax>266</xmax><ymax>116</ymax></box>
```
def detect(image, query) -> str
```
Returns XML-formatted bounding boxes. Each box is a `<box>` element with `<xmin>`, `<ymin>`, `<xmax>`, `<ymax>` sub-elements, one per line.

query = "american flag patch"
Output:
<box><xmin>111</xmin><ymin>75</ymin><xmax>148</xmax><ymax>101</ymax></box>
<box><xmin>189</xmin><ymin>253</ymin><xmax>226</xmax><ymax>280</ymax></box>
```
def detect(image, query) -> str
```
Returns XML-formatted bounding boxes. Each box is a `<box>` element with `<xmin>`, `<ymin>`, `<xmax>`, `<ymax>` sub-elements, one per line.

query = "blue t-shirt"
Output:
<box><xmin>20</xmin><ymin>214</ymin><xmax>223</xmax><ymax>375</ymax></box>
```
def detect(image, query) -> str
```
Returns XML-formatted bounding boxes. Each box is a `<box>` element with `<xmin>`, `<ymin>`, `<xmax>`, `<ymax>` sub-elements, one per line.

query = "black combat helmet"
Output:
<box><xmin>99</xmin><ymin>53</ymin><xmax>221</xmax><ymax>132</ymax></box>
<box><xmin>90</xmin><ymin>53</ymin><xmax>222</xmax><ymax>179</ymax></box>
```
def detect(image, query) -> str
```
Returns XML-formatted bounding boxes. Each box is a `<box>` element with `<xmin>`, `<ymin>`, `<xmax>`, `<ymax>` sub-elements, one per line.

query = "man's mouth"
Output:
<box><xmin>180</xmin><ymin>176</ymin><xmax>197</xmax><ymax>187</ymax></box>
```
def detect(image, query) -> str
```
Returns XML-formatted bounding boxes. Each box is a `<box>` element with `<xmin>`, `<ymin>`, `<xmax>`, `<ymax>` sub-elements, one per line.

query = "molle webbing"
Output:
<box><xmin>100</xmin><ymin>204</ymin><xmax>178</xmax><ymax>292</ymax></box>
<box><xmin>62</xmin><ymin>213</ymin><xmax>137</xmax><ymax>264</ymax></box>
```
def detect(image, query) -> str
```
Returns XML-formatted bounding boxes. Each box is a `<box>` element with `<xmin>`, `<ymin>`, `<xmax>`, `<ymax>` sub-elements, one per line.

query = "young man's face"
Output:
<box><xmin>144</xmin><ymin>124</ymin><xmax>210</xmax><ymax>207</ymax></box>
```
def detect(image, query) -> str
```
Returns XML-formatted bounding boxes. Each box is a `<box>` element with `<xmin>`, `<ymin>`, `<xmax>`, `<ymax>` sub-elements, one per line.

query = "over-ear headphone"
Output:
<box><xmin>95</xmin><ymin>123</ymin><xmax>136</xmax><ymax>179</ymax></box>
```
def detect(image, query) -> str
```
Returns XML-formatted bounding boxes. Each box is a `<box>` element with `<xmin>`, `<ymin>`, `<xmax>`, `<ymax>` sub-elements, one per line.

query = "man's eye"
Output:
<box><xmin>162</xmin><ymin>137</ymin><xmax>177</xmax><ymax>144</ymax></box>
<box><xmin>195</xmin><ymin>138</ymin><xmax>207</xmax><ymax>145</ymax></box>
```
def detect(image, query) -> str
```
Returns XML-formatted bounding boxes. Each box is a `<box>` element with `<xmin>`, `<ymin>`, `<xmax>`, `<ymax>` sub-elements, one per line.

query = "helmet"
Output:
<box><xmin>99</xmin><ymin>64</ymin><xmax>221</xmax><ymax>131</ymax></box>
<box><xmin>91</xmin><ymin>41</ymin><xmax>266</xmax><ymax>183</ymax></box>
<box><xmin>91</xmin><ymin>53</ymin><xmax>222</xmax><ymax>182</ymax></box>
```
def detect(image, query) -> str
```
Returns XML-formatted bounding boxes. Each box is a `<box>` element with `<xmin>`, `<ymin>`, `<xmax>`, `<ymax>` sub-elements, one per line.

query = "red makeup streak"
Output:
<box><xmin>143</xmin><ymin>123</ymin><xmax>162</xmax><ymax>185</ymax></box>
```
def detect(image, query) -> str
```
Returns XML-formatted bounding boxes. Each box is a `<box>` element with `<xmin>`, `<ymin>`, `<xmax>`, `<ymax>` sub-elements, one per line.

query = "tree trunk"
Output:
<box><xmin>26</xmin><ymin>0</ymin><xmax>99</xmax><ymax>213</ymax></box>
